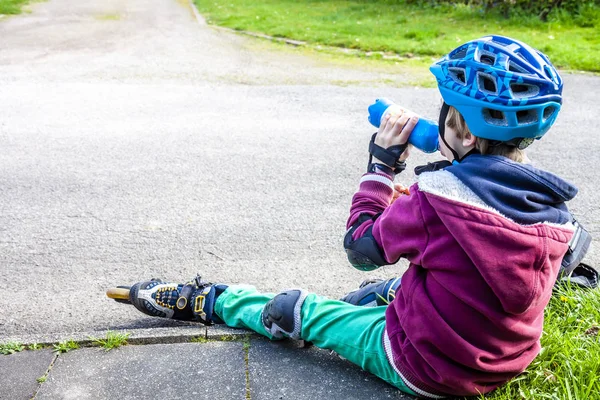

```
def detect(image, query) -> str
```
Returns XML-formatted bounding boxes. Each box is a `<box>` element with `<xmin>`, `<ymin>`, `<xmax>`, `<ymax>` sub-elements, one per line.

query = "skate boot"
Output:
<box><xmin>107</xmin><ymin>275</ymin><xmax>228</xmax><ymax>325</ymax></box>
<box><xmin>340</xmin><ymin>277</ymin><xmax>401</xmax><ymax>307</ymax></box>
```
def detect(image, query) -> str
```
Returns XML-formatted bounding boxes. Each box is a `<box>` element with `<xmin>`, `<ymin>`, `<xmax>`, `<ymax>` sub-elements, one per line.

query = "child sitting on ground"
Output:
<box><xmin>110</xmin><ymin>35</ymin><xmax>578</xmax><ymax>398</ymax></box>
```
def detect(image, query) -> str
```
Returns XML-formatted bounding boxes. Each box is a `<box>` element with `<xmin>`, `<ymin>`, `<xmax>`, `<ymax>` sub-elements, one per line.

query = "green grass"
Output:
<box><xmin>481</xmin><ymin>284</ymin><xmax>600</xmax><ymax>400</ymax></box>
<box><xmin>0</xmin><ymin>0</ymin><xmax>29</xmax><ymax>14</ymax></box>
<box><xmin>0</xmin><ymin>341</ymin><xmax>25</xmax><ymax>355</ymax></box>
<box><xmin>95</xmin><ymin>13</ymin><xmax>121</xmax><ymax>21</ymax></box>
<box><xmin>190</xmin><ymin>333</ymin><xmax>248</xmax><ymax>343</ymax></box>
<box><xmin>217</xmin><ymin>334</ymin><xmax>244</xmax><ymax>342</ymax></box>
<box><xmin>53</xmin><ymin>340</ymin><xmax>79</xmax><ymax>354</ymax></box>
<box><xmin>193</xmin><ymin>0</ymin><xmax>600</xmax><ymax>72</ymax></box>
<box><xmin>190</xmin><ymin>335</ymin><xmax>210</xmax><ymax>343</ymax></box>
<box><xmin>89</xmin><ymin>331</ymin><xmax>130</xmax><ymax>351</ymax></box>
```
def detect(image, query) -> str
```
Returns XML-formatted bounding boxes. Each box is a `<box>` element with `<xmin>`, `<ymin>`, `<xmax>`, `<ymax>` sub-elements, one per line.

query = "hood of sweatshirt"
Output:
<box><xmin>415</xmin><ymin>156</ymin><xmax>577</xmax><ymax>315</ymax></box>
<box><xmin>446</xmin><ymin>155</ymin><xmax>577</xmax><ymax>225</ymax></box>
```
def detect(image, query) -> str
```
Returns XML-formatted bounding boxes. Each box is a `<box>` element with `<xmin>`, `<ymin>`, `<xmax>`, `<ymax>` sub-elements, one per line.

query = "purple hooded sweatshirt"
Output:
<box><xmin>347</xmin><ymin>155</ymin><xmax>577</xmax><ymax>398</ymax></box>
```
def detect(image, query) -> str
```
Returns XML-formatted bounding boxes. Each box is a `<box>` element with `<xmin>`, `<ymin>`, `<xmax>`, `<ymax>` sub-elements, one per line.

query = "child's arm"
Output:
<box><xmin>344</xmin><ymin>108</ymin><xmax>424</xmax><ymax>271</ymax></box>
<box><xmin>344</xmin><ymin>170</ymin><xmax>427</xmax><ymax>271</ymax></box>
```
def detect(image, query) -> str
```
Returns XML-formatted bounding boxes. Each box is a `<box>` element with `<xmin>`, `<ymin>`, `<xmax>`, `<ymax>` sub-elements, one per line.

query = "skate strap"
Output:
<box><xmin>560</xmin><ymin>219</ymin><xmax>591</xmax><ymax>276</ymax></box>
<box><xmin>556</xmin><ymin>218</ymin><xmax>597</xmax><ymax>289</ymax></box>
<box><xmin>176</xmin><ymin>283</ymin><xmax>195</xmax><ymax>310</ymax></box>
<box><xmin>558</xmin><ymin>263</ymin><xmax>599</xmax><ymax>289</ymax></box>
<box><xmin>368</xmin><ymin>133</ymin><xmax>408</xmax><ymax>173</ymax></box>
<box><xmin>192</xmin><ymin>286</ymin><xmax>215</xmax><ymax>325</ymax></box>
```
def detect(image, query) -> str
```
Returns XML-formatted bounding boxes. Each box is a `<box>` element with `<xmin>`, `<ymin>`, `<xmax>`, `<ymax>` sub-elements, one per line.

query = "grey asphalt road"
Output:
<box><xmin>1</xmin><ymin>0</ymin><xmax>598</xmax><ymax>340</ymax></box>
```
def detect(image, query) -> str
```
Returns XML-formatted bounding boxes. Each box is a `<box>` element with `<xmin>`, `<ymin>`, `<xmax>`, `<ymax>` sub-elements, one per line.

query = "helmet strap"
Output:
<box><xmin>438</xmin><ymin>102</ymin><xmax>479</xmax><ymax>163</ymax></box>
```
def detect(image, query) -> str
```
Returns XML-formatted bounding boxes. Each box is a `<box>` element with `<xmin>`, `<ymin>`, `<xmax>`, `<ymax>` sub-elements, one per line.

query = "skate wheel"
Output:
<box><xmin>106</xmin><ymin>287</ymin><xmax>131</xmax><ymax>301</ymax></box>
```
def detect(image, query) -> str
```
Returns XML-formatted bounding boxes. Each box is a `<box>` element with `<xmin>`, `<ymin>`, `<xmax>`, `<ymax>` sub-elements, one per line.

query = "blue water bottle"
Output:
<box><xmin>368</xmin><ymin>98</ymin><xmax>439</xmax><ymax>153</ymax></box>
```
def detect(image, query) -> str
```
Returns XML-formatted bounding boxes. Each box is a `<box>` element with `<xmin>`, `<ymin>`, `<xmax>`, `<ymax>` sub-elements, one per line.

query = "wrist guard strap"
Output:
<box><xmin>367</xmin><ymin>163</ymin><xmax>395</xmax><ymax>176</ymax></box>
<box><xmin>368</xmin><ymin>133</ymin><xmax>408</xmax><ymax>173</ymax></box>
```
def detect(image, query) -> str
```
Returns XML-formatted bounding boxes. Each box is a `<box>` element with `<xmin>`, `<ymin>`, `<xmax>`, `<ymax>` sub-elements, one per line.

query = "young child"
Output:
<box><xmin>111</xmin><ymin>35</ymin><xmax>577</xmax><ymax>398</ymax></box>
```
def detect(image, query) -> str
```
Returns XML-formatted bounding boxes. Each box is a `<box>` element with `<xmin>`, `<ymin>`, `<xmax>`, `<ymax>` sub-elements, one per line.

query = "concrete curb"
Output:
<box><xmin>3</xmin><ymin>325</ymin><xmax>253</xmax><ymax>347</ymax></box>
<box><xmin>218</xmin><ymin>28</ymin><xmax>306</xmax><ymax>47</ymax></box>
<box><xmin>187</xmin><ymin>0</ymin><xmax>206</xmax><ymax>25</ymax></box>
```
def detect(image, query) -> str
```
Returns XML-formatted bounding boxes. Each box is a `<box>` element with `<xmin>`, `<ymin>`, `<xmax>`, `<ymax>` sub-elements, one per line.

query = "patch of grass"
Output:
<box><xmin>479</xmin><ymin>284</ymin><xmax>600</xmax><ymax>400</ymax></box>
<box><xmin>219</xmin><ymin>334</ymin><xmax>243</xmax><ymax>342</ymax></box>
<box><xmin>89</xmin><ymin>331</ymin><xmax>129</xmax><ymax>351</ymax></box>
<box><xmin>95</xmin><ymin>13</ymin><xmax>120</xmax><ymax>21</ymax></box>
<box><xmin>191</xmin><ymin>333</ymin><xmax>249</xmax><ymax>343</ymax></box>
<box><xmin>36</xmin><ymin>376</ymin><xmax>47</xmax><ymax>383</ymax></box>
<box><xmin>0</xmin><ymin>0</ymin><xmax>29</xmax><ymax>14</ymax></box>
<box><xmin>27</xmin><ymin>343</ymin><xmax>44</xmax><ymax>350</ymax></box>
<box><xmin>242</xmin><ymin>337</ymin><xmax>251</xmax><ymax>352</ymax></box>
<box><xmin>53</xmin><ymin>340</ymin><xmax>79</xmax><ymax>354</ymax></box>
<box><xmin>0</xmin><ymin>341</ymin><xmax>25</xmax><ymax>355</ymax></box>
<box><xmin>193</xmin><ymin>0</ymin><xmax>600</xmax><ymax>72</ymax></box>
<box><xmin>190</xmin><ymin>335</ymin><xmax>209</xmax><ymax>343</ymax></box>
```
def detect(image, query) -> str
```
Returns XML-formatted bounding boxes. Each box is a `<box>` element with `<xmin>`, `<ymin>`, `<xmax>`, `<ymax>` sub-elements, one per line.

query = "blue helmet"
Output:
<box><xmin>430</xmin><ymin>35</ymin><xmax>563</xmax><ymax>145</ymax></box>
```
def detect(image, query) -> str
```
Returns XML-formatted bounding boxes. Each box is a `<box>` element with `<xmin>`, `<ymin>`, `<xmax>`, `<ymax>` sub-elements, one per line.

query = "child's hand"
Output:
<box><xmin>376</xmin><ymin>108</ymin><xmax>418</xmax><ymax>148</ymax></box>
<box><xmin>372</xmin><ymin>108</ymin><xmax>418</xmax><ymax>167</ymax></box>
<box><xmin>391</xmin><ymin>183</ymin><xmax>410</xmax><ymax>204</ymax></box>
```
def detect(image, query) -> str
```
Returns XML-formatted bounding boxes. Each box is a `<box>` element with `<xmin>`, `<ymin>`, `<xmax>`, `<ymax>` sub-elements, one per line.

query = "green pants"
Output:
<box><xmin>214</xmin><ymin>285</ymin><xmax>417</xmax><ymax>396</ymax></box>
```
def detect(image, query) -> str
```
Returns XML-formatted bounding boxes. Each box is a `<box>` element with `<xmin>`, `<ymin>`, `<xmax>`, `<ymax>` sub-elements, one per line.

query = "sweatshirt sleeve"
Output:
<box><xmin>347</xmin><ymin>172</ymin><xmax>395</xmax><ymax>229</ymax></box>
<box><xmin>347</xmin><ymin>172</ymin><xmax>429</xmax><ymax>266</ymax></box>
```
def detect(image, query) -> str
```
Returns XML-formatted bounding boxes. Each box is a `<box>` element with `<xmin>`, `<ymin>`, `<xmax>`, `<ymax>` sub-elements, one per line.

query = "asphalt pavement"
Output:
<box><xmin>1</xmin><ymin>0</ymin><xmax>599</xmax><ymax>398</ymax></box>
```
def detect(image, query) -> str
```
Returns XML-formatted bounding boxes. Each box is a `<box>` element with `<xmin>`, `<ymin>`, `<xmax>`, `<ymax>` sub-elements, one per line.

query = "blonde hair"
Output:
<box><xmin>446</xmin><ymin>106</ymin><xmax>526</xmax><ymax>163</ymax></box>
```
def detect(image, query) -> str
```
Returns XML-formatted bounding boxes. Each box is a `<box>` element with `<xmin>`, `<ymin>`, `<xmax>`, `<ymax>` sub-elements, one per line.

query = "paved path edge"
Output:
<box><xmin>3</xmin><ymin>325</ymin><xmax>253</xmax><ymax>346</ymax></box>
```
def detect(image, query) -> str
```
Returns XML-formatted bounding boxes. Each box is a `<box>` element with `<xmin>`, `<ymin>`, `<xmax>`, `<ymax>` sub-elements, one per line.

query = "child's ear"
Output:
<box><xmin>462</xmin><ymin>131</ymin><xmax>477</xmax><ymax>148</ymax></box>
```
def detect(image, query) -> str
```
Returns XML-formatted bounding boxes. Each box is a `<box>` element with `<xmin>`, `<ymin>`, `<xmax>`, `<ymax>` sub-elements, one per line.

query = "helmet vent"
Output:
<box><xmin>483</xmin><ymin>108</ymin><xmax>508</xmax><ymax>126</ymax></box>
<box><xmin>514</xmin><ymin>49</ymin><xmax>528</xmax><ymax>62</ymax></box>
<box><xmin>450</xmin><ymin>47</ymin><xmax>467</xmax><ymax>60</ymax></box>
<box><xmin>480</xmin><ymin>54</ymin><xmax>496</xmax><ymax>66</ymax></box>
<box><xmin>449</xmin><ymin>67</ymin><xmax>467</xmax><ymax>85</ymax></box>
<box><xmin>508</xmin><ymin>61</ymin><xmax>528</xmax><ymax>74</ymax></box>
<box><xmin>543</xmin><ymin>106</ymin><xmax>557</xmax><ymax>121</ymax></box>
<box><xmin>477</xmin><ymin>72</ymin><xmax>498</xmax><ymax>95</ymax></box>
<box><xmin>516</xmin><ymin>109</ymin><xmax>538</xmax><ymax>125</ymax></box>
<box><xmin>510</xmin><ymin>83</ymin><xmax>540</xmax><ymax>99</ymax></box>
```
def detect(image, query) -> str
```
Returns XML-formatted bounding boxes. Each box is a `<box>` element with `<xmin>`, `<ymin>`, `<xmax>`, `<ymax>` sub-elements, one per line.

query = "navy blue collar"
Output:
<box><xmin>446</xmin><ymin>155</ymin><xmax>577</xmax><ymax>225</ymax></box>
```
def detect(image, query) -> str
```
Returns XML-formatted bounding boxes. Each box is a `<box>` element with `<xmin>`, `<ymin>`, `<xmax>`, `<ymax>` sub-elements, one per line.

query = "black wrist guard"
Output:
<box><xmin>368</xmin><ymin>133</ymin><xmax>408</xmax><ymax>173</ymax></box>
<box><xmin>367</xmin><ymin>162</ymin><xmax>395</xmax><ymax>176</ymax></box>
